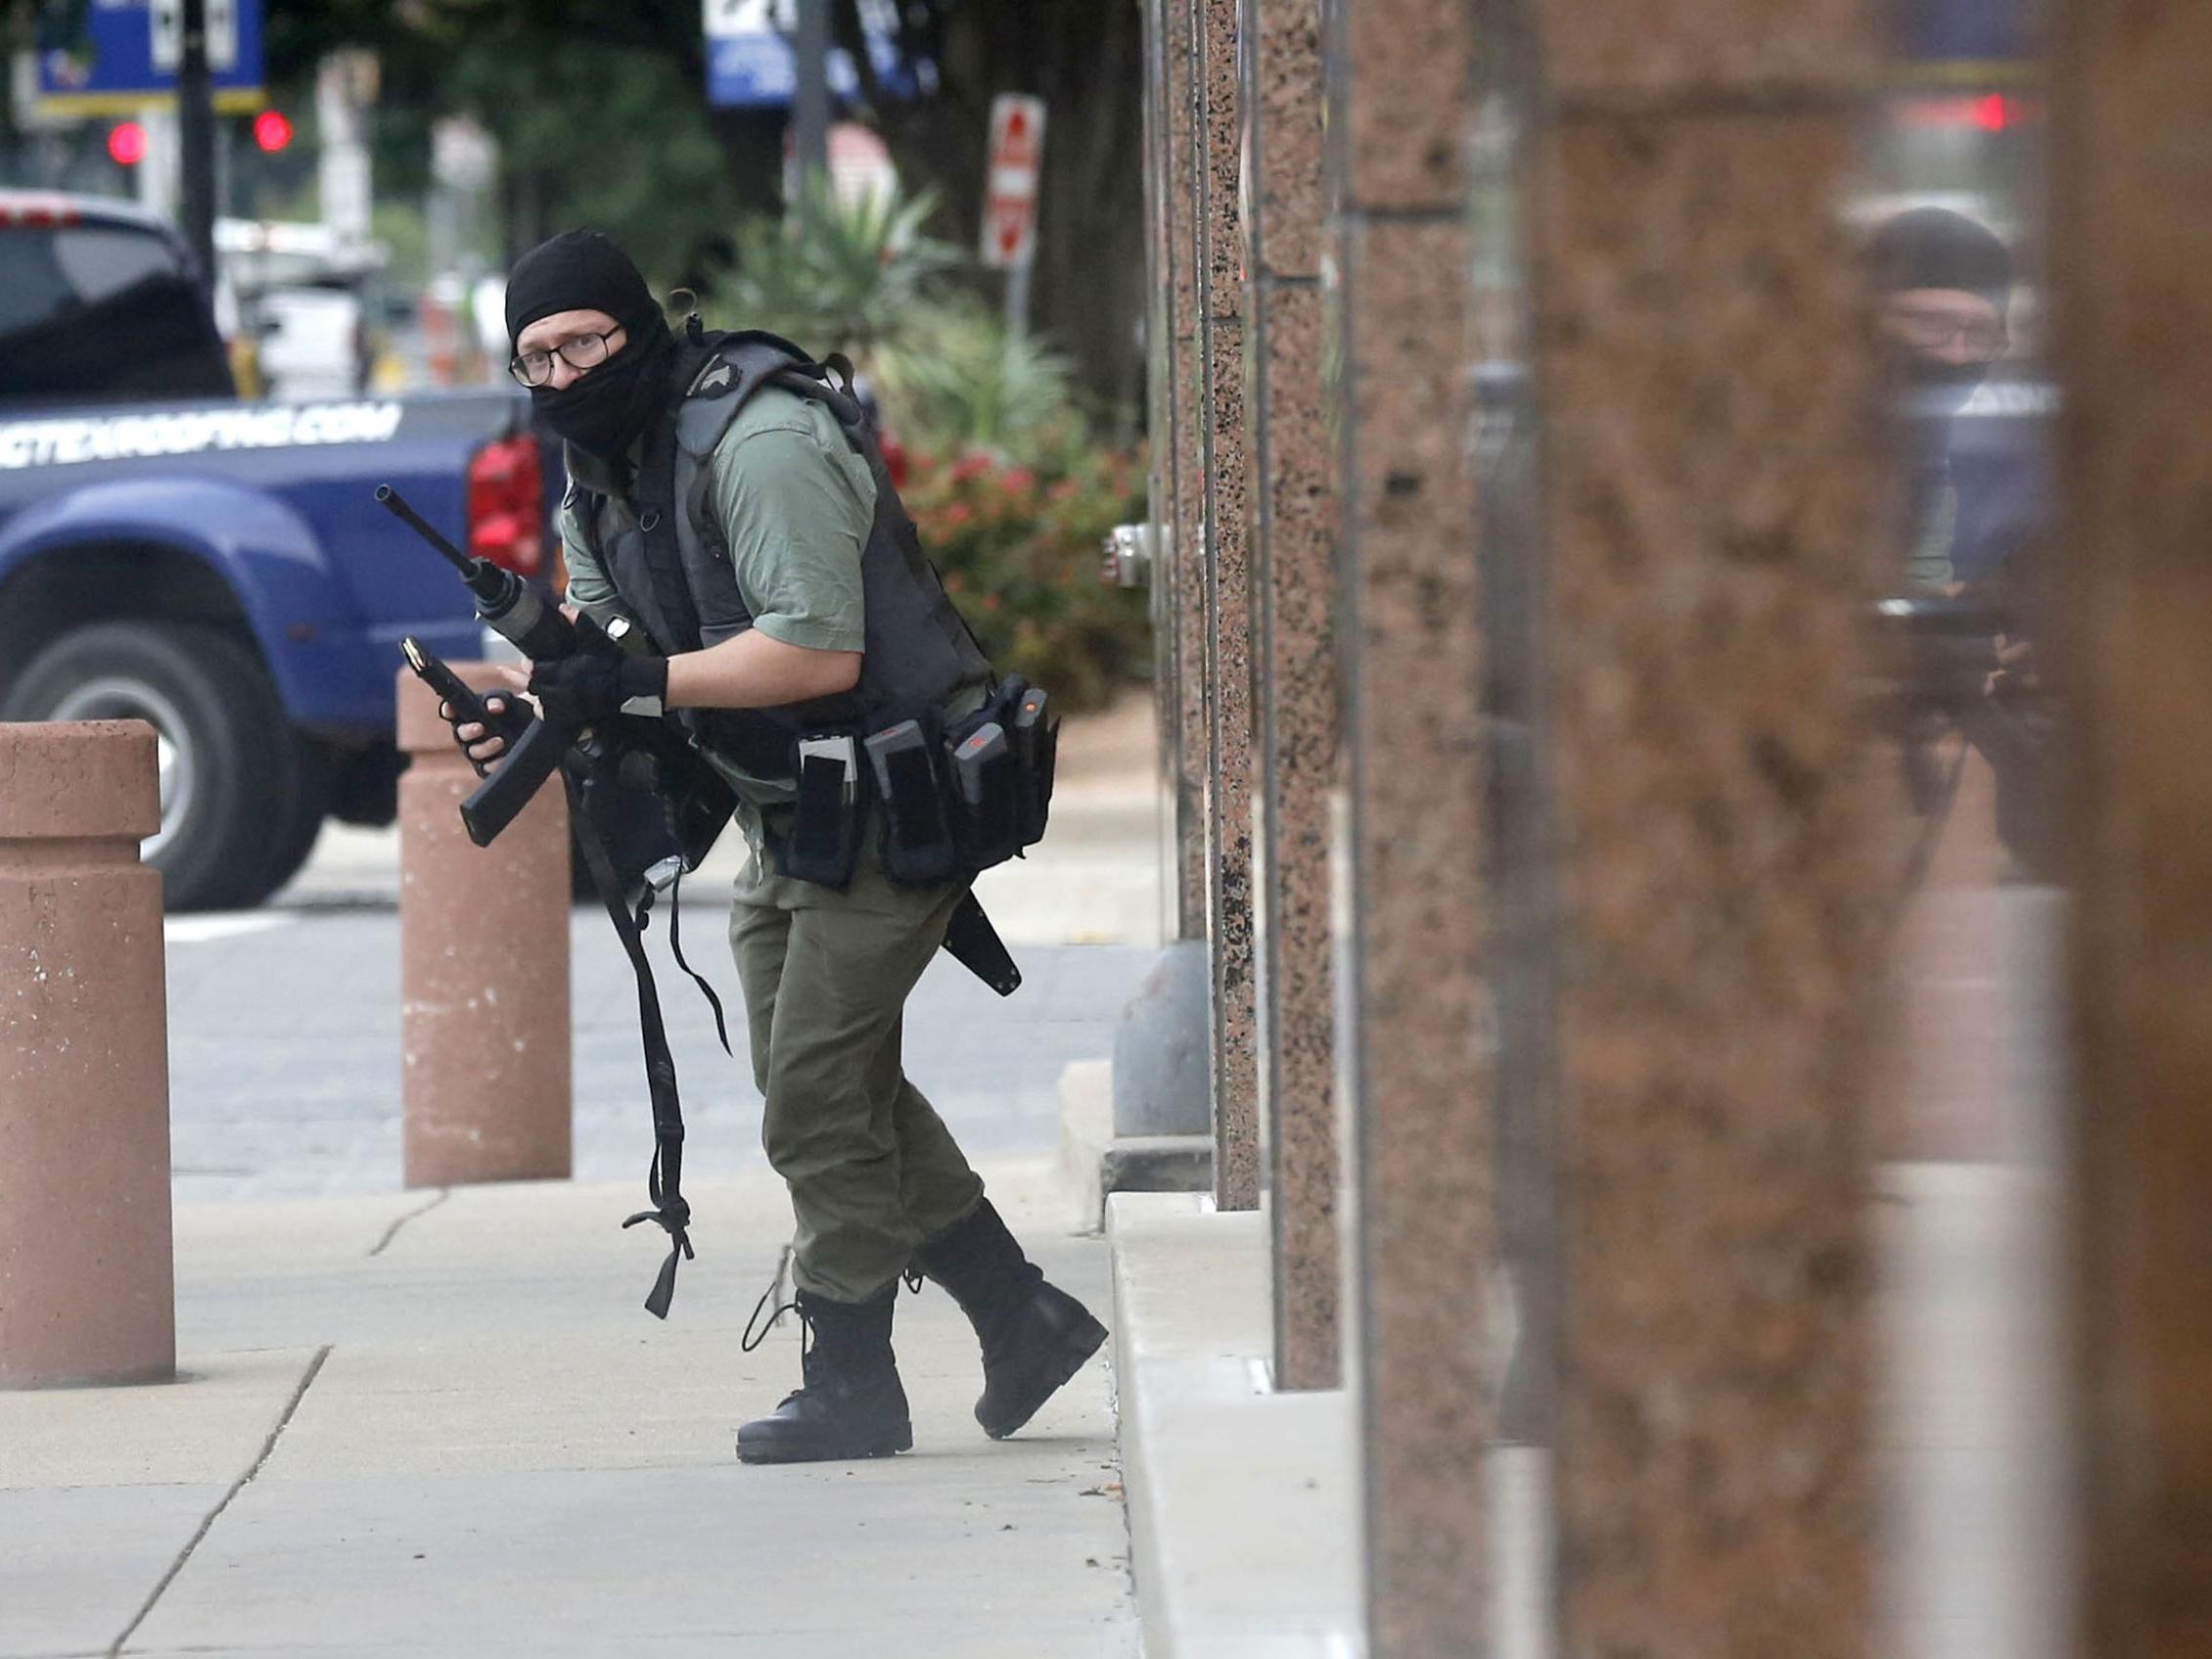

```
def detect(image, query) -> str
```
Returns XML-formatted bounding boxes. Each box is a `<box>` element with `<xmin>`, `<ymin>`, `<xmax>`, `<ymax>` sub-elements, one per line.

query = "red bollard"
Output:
<box><xmin>396</xmin><ymin>666</ymin><xmax>572</xmax><ymax>1187</ymax></box>
<box><xmin>0</xmin><ymin>719</ymin><xmax>173</xmax><ymax>1388</ymax></box>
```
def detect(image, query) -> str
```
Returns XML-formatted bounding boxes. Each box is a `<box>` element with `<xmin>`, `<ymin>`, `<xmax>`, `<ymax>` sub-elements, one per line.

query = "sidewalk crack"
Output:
<box><xmin>106</xmin><ymin>1344</ymin><xmax>332</xmax><ymax>1657</ymax></box>
<box><xmin>367</xmin><ymin>1188</ymin><xmax>449</xmax><ymax>1257</ymax></box>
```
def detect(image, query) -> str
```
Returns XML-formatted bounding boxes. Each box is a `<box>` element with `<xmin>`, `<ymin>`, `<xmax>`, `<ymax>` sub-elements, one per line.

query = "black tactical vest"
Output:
<box><xmin>568</xmin><ymin>331</ymin><xmax>992</xmax><ymax>786</ymax></box>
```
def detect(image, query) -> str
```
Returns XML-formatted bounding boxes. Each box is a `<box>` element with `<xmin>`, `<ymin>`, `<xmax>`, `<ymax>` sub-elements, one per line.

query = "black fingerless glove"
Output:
<box><xmin>443</xmin><ymin>693</ymin><xmax>535</xmax><ymax>777</ymax></box>
<box><xmin>526</xmin><ymin>652</ymin><xmax>669</xmax><ymax>729</ymax></box>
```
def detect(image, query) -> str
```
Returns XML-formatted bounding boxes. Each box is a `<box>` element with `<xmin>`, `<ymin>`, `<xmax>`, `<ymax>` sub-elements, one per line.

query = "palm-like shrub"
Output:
<box><xmin>873</xmin><ymin>304</ymin><xmax>1081</xmax><ymax>455</ymax></box>
<box><xmin>719</xmin><ymin>174</ymin><xmax>957</xmax><ymax>356</ymax></box>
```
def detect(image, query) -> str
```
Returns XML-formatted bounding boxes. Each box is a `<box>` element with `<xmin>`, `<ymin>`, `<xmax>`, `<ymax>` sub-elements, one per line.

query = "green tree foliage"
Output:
<box><xmin>901</xmin><ymin>442</ymin><xmax>1148</xmax><ymax>712</ymax></box>
<box><xmin>266</xmin><ymin>0</ymin><xmax>777</xmax><ymax>284</ymax></box>
<box><xmin>448</xmin><ymin>40</ymin><xmax>745</xmax><ymax>287</ymax></box>
<box><xmin>257</xmin><ymin>0</ymin><xmax>1143</xmax><ymax>403</ymax></box>
<box><xmin>714</xmin><ymin>179</ymin><xmax>1083</xmax><ymax>458</ymax></box>
<box><xmin>886</xmin><ymin>306</ymin><xmax>1081</xmax><ymax>457</ymax></box>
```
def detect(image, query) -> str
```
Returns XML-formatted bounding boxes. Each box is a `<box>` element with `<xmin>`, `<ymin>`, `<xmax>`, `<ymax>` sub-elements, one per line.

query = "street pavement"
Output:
<box><xmin>2</xmin><ymin>694</ymin><xmax>1161</xmax><ymax>1658</ymax></box>
<box><xmin>161</xmin><ymin>910</ymin><xmax>1154</xmax><ymax>1209</ymax></box>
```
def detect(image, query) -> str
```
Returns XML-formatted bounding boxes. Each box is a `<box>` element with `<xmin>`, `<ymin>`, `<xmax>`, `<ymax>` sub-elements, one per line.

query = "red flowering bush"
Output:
<box><xmin>899</xmin><ymin>440</ymin><xmax>1149</xmax><ymax>711</ymax></box>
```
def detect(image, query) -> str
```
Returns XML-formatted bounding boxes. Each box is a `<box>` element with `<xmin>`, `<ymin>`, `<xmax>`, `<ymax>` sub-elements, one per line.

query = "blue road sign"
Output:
<box><xmin>704</xmin><ymin>0</ymin><xmax>917</xmax><ymax>111</ymax></box>
<box><xmin>37</xmin><ymin>0</ymin><xmax>266</xmax><ymax>116</ymax></box>
<box><xmin>1897</xmin><ymin>0</ymin><xmax>2032</xmax><ymax>63</ymax></box>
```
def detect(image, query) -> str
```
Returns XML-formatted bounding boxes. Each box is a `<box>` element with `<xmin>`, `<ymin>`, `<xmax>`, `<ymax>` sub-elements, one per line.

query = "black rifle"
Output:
<box><xmin>380</xmin><ymin>484</ymin><xmax>734</xmax><ymax>868</ymax></box>
<box><xmin>1872</xmin><ymin>591</ymin><xmax>2052</xmax><ymax>893</ymax></box>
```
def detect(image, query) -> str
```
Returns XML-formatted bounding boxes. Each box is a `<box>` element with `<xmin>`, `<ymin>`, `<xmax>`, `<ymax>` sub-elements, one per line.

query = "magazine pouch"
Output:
<box><xmin>864</xmin><ymin>717</ymin><xmax>962</xmax><ymax>886</ymax></box>
<box><xmin>779</xmin><ymin>732</ymin><xmax>866</xmax><ymax>890</ymax></box>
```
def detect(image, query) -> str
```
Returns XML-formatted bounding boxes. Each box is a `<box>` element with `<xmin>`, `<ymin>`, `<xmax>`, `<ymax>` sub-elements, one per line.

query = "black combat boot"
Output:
<box><xmin>736</xmin><ymin>1284</ymin><xmax>912</xmax><ymax>1465</ymax></box>
<box><xmin>916</xmin><ymin>1199</ymin><xmax>1108</xmax><ymax>1440</ymax></box>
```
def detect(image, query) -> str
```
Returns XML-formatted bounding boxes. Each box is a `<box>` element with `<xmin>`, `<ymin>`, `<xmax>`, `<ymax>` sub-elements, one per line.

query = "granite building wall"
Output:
<box><xmin>1239</xmin><ymin>0</ymin><xmax>1341</xmax><ymax>1391</ymax></box>
<box><xmin>1322</xmin><ymin>0</ymin><xmax>1497</xmax><ymax>1645</ymax></box>
<box><xmin>2052</xmin><ymin>2</ymin><xmax>2212</xmax><ymax>1651</ymax></box>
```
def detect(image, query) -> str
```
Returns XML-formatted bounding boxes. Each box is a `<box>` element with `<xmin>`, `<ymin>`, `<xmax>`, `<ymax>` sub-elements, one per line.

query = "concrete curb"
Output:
<box><xmin>1060</xmin><ymin>1061</ymin><xmax>1214</xmax><ymax>1236</ymax></box>
<box><xmin>1107</xmin><ymin>1191</ymin><xmax>1359</xmax><ymax>1657</ymax></box>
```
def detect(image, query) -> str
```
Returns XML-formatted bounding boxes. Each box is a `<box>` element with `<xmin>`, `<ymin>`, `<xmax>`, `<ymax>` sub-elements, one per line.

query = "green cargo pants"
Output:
<box><xmin>727</xmin><ymin>826</ymin><xmax>987</xmax><ymax>1304</ymax></box>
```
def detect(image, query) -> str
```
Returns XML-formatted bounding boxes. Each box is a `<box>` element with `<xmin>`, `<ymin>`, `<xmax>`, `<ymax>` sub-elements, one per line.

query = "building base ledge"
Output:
<box><xmin>1059</xmin><ymin>1060</ymin><xmax>1213</xmax><ymax>1234</ymax></box>
<box><xmin>1107</xmin><ymin>1191</ymin><xmax>1361</xmax><ymax>1658</ymax></box>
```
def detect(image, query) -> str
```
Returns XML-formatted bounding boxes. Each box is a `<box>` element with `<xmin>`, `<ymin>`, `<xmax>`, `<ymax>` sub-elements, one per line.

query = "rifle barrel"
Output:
<box><xmin>377</xmin><ymin>484</ymin><xmax>478</xmax><ymax>577</ymax></box>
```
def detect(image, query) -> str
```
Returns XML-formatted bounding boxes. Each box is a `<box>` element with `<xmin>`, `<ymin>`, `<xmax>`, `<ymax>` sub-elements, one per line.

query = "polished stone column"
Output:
<box><xmin>1196</xmin><ymin>0</ymin><xmax>1261</xmax><ymax>1211</ymax></box>
<box><xmin>1141</xmin><ymin>0</ymin><xmax>1179</xmax><ymax>930</ymax></box>
<box><xmin>1499</xmin><ymin>0</ymin><xmax>1889</xmax><ymax>1653</ymax></box>
<box><xmin>1240</xmin><ymin>0</ymin><xmax>1340</xmax><ymax>1388</ymax></box>
<box><xmin>1156</xmin><ymin>0</ymin><xmax>1210</xmax><ymax>945</ymax></box>
<box><xmin>2052</xmin><ymin>4</ymin><xmax>2212</xmax><ymax>1651</ymax></box>
<box><xmin>1327</xmin><ymin>0</ymin><xmax>1494</xmax><ymax>1646</ymax></box>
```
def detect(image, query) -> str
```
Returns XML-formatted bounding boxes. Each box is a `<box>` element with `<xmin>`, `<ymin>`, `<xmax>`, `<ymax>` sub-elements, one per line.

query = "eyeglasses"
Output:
<box><xmin>508</xmin><ymin>329</ymin><xmax>622</xmax><ymax>388</ymax></box>
<box><xmin>1887</xmin><ymin>308</ymin><xmax>2008</xmax><ymax>360</ymax></box>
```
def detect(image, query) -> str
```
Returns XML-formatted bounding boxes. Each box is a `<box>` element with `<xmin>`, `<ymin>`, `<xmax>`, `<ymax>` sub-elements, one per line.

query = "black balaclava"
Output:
<box><xmin>505</xmin><ymin>228</ymin><xmax>675</xmax><ymax>460</ymax></box>
<box><xmin>1868</xmin><ymin>207</ymin><xmax>2014</xmax><ymax>416</ymax></box>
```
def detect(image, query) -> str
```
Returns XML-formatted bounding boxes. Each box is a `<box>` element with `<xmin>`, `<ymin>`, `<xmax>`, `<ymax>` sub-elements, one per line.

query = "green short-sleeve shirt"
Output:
<box><xmin>556</xmin><ymin>382</ymin><xmax>877</xmax><ymax>648</ymax></box>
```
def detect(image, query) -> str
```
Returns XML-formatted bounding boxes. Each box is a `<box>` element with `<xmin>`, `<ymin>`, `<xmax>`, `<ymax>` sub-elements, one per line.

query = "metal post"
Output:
<box><xmin>176</xmin><ymin>0</ymin><xmax>216</xmax><ymax>283</ymax></box>
<box><xmin>791</xmin><ymin>0</ymin><xmax>831</xmax><ymax>189</ymax></box>
<box><xmin>1006</xmin><ymin>257</ymin><xmax>1034</xmax><ymax>338</ymax></box>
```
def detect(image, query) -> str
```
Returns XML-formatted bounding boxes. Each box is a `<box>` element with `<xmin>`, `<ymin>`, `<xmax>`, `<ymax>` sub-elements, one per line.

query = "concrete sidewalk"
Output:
<box><xmin>1</xmin><ymin>1155</ymin><xmax>1133</xmax><ymax>1659</ymax></box>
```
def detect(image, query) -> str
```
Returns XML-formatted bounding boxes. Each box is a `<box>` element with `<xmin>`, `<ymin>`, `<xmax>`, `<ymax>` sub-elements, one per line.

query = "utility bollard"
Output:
<box><xmin>396</xmin><ymin>666</ymin><xmax>572</xmax><ymax>1187</ymax></box>
<box><xmin>0</xmin><ymin>720</ymin><xmax>173</xmax><ymax>1388</ymax></box>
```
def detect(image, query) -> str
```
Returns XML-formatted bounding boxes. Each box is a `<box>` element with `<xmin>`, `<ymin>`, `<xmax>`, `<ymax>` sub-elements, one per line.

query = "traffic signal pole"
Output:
<box><xmin>176</xmin><ymin>0</ymin><xmax>216</xmax><ymax>283</ymax></box>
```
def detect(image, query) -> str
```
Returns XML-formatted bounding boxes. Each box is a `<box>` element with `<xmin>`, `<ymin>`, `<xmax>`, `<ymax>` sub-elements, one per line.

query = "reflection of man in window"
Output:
<box><xmin>1870</xmin><ymin>207</ymin><xmax>2020</xmax><ymax>587</ymax></box>
<box><xmin>1869</xmin><ymin>207</ymin><xmax>2051</xmax><ymax>875</ymax></box>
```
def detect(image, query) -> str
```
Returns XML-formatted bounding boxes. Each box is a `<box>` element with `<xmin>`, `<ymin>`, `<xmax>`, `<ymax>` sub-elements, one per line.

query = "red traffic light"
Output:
<box><xmin>253</xmin><ymin>109</ymin><xmax>294</xmax><ymax>153</ymax></box>
<box><xmin>108</xmin><ymin>120</ymin><xmax>148</xmax><ymax>166</ymax></box>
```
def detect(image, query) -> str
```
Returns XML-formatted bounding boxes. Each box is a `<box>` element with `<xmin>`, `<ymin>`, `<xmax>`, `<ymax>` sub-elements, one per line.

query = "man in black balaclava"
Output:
<box><xmin>452</xmin><ymin>228</ymin><xmax>1108</xmax><ymax>1466</ymax></box>
<box><xmin>1867</xmin><ymin>207</ymin><xmax>2052</xmax><ymax>875</ymax></box>
<box><xmin>1870</xmin><ymin>207</ymin><xmax>2012</xmax><ymax>410</ymax></box>
<box><xmin>503</xmin><ymin>227</ymin><xmax>678</xmax><ymax>462</ymax></box>
<box><xmin>1868</xmin><ymin>206</ymin><xmax>2014</xmax><ymax>590</ymax></box>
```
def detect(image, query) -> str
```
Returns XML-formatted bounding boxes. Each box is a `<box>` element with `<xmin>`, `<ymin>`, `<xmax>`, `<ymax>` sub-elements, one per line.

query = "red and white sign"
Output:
<box><xmin>980</xmin><ymin>94</ymin><xmax>1046</xmax><ymax>270</ymax></box>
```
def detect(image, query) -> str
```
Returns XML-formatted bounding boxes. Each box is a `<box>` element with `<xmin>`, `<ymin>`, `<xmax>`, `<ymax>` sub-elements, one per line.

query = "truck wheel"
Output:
<box><xmin>2</xmin><ymin>622</ymin><xmax>304</xmax><ymax>911</ymax></box>
<box><xmin>263</xmin><ymin>735</ymin><xmax>334</xmax><ymax>897</ymax></box>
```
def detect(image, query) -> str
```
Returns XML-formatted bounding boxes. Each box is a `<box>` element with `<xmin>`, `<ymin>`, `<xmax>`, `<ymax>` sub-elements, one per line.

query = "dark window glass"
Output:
<box><xmin>0</xmin><ymin>223</ymin><xmax>234</xmax><ymax>404</ymax></box>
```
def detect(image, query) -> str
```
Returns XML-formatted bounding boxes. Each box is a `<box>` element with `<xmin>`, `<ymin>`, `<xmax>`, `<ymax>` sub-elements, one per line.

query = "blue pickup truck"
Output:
<box><xmin>0</xmin><ymin>192</ymin><xmax>553</xmax><ymax>909</ymax></box>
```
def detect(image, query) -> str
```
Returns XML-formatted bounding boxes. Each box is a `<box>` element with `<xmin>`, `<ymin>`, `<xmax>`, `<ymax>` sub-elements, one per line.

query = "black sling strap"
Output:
<box><xmin>642</xmin><ymin>872</ymin><xmax>732</xmax><ymax>1058</ymax></box>
<box><xmin>565</xmin><ymin>766</ymin><xmax>695</xmax><ymax>1318</ymax></box>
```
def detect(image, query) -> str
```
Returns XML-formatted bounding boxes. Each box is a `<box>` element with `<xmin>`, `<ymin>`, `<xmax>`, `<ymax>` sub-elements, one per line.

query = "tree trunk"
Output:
<box><xmin>850</xmin><ymin>0</ymin><xmax>1147</xmax><ymax>411</ymax></box>
<box><xmin>709</xmin><ymin>107</ymin><xmax>790</xmax><ymax>220</ymax></box>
